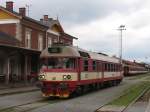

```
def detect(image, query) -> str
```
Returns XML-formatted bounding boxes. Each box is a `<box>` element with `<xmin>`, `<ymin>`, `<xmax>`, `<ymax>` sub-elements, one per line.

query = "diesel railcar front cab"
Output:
<box><xmin>39</xmin><ymin>46</ymin><xmax>80</xmax><ymax>98</ymax></box>
<box><xmin>39</xmin><ymin>45</ymin><xmax>123</xmax><ymax>98</ymax></box>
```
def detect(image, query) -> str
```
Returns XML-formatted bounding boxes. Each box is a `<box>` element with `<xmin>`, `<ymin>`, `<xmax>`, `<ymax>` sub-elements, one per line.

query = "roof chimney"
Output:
<box><xmin>19</xmin><ymin>7</ymin><xmax>26</xmax><ymax>16</ymax></box>
<box><xmin>6</xmin><ymin>1</ymin><xmax>14</xmax><ymax>11</ymax></box>
<box><xmin>44</xmin><ymin>15</ymin><xmax>48</xmax><ymax>21</ymax></box>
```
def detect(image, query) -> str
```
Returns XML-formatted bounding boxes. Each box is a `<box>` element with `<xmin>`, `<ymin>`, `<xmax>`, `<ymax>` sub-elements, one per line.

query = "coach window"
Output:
<box><xmin>108</xmin><ymin>64</ymin><xmax>110</xmax><ymax>72</ymax></box>
<box><xmin>106</xmin><ymin>63</ymin><xmax>109</xmax><ymax>72</ymax></box>
<box><xmin>110</xmin><ymin>64</ymin><xmax>113</xmax><ymax>72</ymax></box>
<box><xmin>110</xmin><ymin>64</ymin><xmax>112</xmax><ymax>72</ymax></box>
<box><xmin>116</xmin><ymin>64</ymin><xmax>119</xmax><ymax>72</ymax></box>
<box><xmin>113</xmin><ymin>64</ymin><xmax>115</xmax><ymax>72</ymax></box>
<box><xmin>112</xmin><ymin>64</ymin><xmax>114</xmax><ymax>72</ymax></box>
<box><xmin>83</xmin><ymin>60</ymin><xmax>89</xmax><ymax>71</ymax></box>
<box><xmin>105</xmin><ymin>63</ymin><xmax>107</xmax><ymax>71</ymax></box>
<box><xmin>116</xmin><ymin>65</ymin><xmax>118</xmax><ymax>71</ymax></box>
<box><xmin>93</xmin><ymin>61</ymin><xmax>97</xmax><ymax>71</ymax></box>
<box><xmin>107</xmin><ymin>64</ymin><xmax>109</xmax><ymax>71</ymax></box>
<box><xmin>114</xmin><ymin>64</ymin><xmax>117</xmax><ymax>72</ymax></box>
<box><xmin>98</xmin><ymin>62</ymin><xmax>102</xmax><ymax>71</ymax></box>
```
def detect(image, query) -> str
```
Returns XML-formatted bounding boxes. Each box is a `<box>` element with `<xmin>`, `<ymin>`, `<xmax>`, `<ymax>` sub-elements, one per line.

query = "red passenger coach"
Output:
<box><xmin>38</xmin><ymin>45</ymin><xmax>123</xmax><ymax>98</ymax></box>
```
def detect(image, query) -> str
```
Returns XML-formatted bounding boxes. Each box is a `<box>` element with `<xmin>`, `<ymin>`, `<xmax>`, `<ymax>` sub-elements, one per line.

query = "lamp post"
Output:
<box><xmin>117</xmin><ymin>25</ymin><xmax>126</xmax><ymax>65</ymax></box>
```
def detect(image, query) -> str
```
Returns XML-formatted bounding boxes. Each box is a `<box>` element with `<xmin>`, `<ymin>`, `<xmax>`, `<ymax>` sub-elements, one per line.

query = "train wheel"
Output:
<box><xmin>108</xmin><ymin>81</ymin><xmax>113</xmax><ymax>87</ymax></box>
<box><xmin>95</xmin><ymin>83</ymin><xmax>100</xmax><ymax>90</ymax></box>
<box><xmin>89</xmin><ymin>84</ymin><xmax>95</xmax><ymax>91</ymax></box>
<box><xmin>76</xmin><ymin>86</ymin><xmax>83</xmax><ymax>96</ymax></box>
<box><xmin>112</xmin><ymin>80</ymin><xmax>117</xmax><ymax>86</ymax></box>
<box><xmin>117</xmin><ymin>79</ymin><xmax>122</xmax><ymax>85</ymax></box>
<box><xmin>99</xmin><ymin>83</ymin><xmax>104</xmax><ymax>89</ymax></box>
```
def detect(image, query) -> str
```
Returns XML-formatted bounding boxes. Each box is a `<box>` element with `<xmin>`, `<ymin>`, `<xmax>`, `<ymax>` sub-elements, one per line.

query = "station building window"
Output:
<box><xmin>38</xmin><ymin>34</ymin><xmax>43</xmax><ymax>51</ymax></box>
<box><xmin>48</xmin><ymin>37</ymin><xmax>52</xmax><ymax>47</ymax></box>
<box><xmin>53</xmin><ymin>38</ymin><xmax>58</xmax><ymax>43</ymax></box>
<box><xmin>25</xmin><ymin>29</ymin><xmax>32</xmax><ymax>49</ymax></box>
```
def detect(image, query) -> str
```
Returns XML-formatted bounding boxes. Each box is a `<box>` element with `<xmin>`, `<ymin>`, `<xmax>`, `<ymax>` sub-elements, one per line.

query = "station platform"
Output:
<box><xmin>145</xmin><ymin>99</ymin><xmax>150</xmax><ymax>112</ymax></box>
<box><xmin>0</xmin><ymin>83</ymin><xmax>40</xmax><ymax>96</ymax></box>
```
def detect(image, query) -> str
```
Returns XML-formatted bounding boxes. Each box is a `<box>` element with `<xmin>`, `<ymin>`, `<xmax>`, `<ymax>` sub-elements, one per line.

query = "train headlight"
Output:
<box><xmin>63</xmin><ymin>75</ymin><xmax>67</xmax><ymax>80</ymax></box>
<box><xmin>63</xmin><ymin>75</ymin><xmax>71</xmax><ymax>80</ymax></box>
<box><xmin>67</xmin><ymin>75</ymin><xmax>71</xmax><ymax>79</ymax></box>
<box><xmin>39</xmin><ymin>75</ymin><xmax>45</xmax><ymax>80</ymax></box>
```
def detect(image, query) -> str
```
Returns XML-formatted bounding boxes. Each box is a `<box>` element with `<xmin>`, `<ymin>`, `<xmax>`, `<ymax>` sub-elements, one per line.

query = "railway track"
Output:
<box><xmin>0</xmin><ymin>74</ymin><xmax>149</xmax><ymax>112</ymax></box>
<box><xmin>123</xmin><ymin>87</ymin><xmax>150</xmax><ymax>112</ymax></box>
<box><xmin>0</xmin><ymin>98</ymin><xmax>62</xmax><ymax>112</ymax></box>
<box><xmin>95</xmin><ymin>75</ymin><xmax>150</xmax><ymax>112</ymax></box>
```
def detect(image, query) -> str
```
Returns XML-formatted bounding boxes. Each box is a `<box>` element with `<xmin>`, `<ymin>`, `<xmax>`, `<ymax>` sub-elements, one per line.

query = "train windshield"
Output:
<box><xmin>41</xmin><ymin>58</ymin><xmax>76</xmax><ymax>69</ymax></box>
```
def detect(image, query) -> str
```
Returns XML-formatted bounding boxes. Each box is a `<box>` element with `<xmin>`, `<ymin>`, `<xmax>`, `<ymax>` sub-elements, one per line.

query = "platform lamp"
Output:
<box><xmin>117</xmin><ymin>25</ymin><xmax>126</xmax><ymax>65</ymax></box>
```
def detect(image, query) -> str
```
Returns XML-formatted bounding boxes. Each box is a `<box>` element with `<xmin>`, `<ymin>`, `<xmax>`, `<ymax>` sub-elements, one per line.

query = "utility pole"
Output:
<box><xmin>117</xmin><ymin>25</ymin><xmax>126</xmax><ymax>65</ymax></box>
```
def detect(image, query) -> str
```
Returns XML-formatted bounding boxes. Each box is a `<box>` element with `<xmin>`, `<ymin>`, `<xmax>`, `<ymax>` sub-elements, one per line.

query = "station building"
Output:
<box><xmin>0</xmin><ymin>1</ymin><xmax>77</xmax><ymax>84</ymax></box>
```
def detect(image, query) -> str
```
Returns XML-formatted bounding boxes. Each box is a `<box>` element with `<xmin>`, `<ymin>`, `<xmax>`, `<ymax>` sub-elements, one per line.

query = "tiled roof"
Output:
<box><xmin>61</xmin><ymin>32</ymin><xmax>78</xmax><ymax>39</ymax></box>
<box><xmin>40</xmin><ymin>19</ymin><xmax>78</xmax><ymax>39</ymax></box>
<box><xmin>0</xmin><ymin>6</ymin><xmax>48</xmax><ymax>28</ymax></box>
<box><xmin>40</xmin><ymin>19</ymin><xmax>64</xmax><ymax>32</ymax></box>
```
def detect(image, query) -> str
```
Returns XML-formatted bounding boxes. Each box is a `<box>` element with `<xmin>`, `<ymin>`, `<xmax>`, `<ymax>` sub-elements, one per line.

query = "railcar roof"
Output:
<box><xmin>40</xmin><ymin>45</ymin><xmax>119</xmax><ymax>63</ymax></box>
<box><xmin>87</xmin><ymin>51</ymin><xmax>119</xmax><ymax>63</ymax></box>
<box><xmin>40</xmin><ymin>46</ymin><xmax>81</xmax><ymax>58</ymax></box>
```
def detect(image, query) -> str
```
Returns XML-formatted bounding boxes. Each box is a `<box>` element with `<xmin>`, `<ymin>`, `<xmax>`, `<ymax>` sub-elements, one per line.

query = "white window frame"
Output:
<box><xmin>48</xmin><ymin>37</ymin><xmax>52</xmax><ymax>47</ymax></box>
<box><xmin>38</xmin><ymin>34</ymin><xmax>43</xmax><ymax>51</ymax></box>
<box><xmin>53</xmin><ymin>38</ymin><xmax>58</xmax><ymax>43</ymax></box>
<box><xmin>25</xmin><ymin>29</ymin><xmax>32</xmax><ymax>49</ymax></box>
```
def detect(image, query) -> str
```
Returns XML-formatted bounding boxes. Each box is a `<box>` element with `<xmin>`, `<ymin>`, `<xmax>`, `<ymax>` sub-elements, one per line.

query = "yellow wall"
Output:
<box><xmin>0</xmin><ymin>9</ymin><xmax>17</xmax><ymax>19</ymax></box>
<box><xmin>51</xmin><ymin>25</ymin><xmax>62</xmax><ymax>33</ymax></box>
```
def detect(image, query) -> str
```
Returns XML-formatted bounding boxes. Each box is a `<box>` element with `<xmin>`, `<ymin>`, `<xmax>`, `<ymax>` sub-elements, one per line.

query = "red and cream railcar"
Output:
<box><xmin>123</xmin><ymin>65</ymin><xmax>148</xmax><ymax>76</ymax></box>
<box><xmin>123</xmin><ymin>60</ymin><xmax>148</xmax><ymax>76</ymax></box>
<box><xmin>38</xmin><ymin>45</ymin><xmax>123</xmax><ymax>98</ymax></box>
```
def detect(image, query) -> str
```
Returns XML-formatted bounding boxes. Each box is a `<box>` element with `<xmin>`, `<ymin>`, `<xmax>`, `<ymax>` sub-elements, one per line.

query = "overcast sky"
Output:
<box><xmin>1</xmin><ymin>0</ymin><xmax>150</xmax><ymax>62</ymax></box>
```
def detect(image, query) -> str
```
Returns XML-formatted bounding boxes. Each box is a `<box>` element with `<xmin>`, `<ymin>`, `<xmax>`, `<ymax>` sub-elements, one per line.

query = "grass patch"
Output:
<box><xmin>108</xmin><ymin>81</ymin><xmax>150</xmax><ymax>106</ymax></box>
<box><xmin>0</xmin><ymin>108</ymin><xmax>16</xmax><ymax>112</ymax></box>
<box><xmin>144</xmin><ymin>76</ymin><xmax>150</xmax><ymax>81</ymax></box>
<box><xmin>128</xmin><ymin>73</ymin><xmax>150</xmax><ymax>80</ymax></box>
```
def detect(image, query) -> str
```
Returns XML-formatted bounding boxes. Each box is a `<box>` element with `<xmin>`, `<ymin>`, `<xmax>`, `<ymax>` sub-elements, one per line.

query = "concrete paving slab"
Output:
<box><xmin>124</xmin><ymin>102</ymin><xmax>148</xmax><ymax>112</ymax></box>
<box><xmin>97</xmin><ymin>105</ymin><xmax>125</xmax><ymax>112</ymax></box>
<box><xmin>0</xmin><ymin>86</ymin><xmax>39</xmax><ymax>96</ymax></box>
<box><xmin>145</xmin><ymin>99</ymin><xmax>150</xmax><ymax>112</ymax></box>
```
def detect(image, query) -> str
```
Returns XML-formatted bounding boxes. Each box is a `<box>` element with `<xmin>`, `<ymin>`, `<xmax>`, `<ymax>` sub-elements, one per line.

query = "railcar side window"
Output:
<box><xmin>113</xmin><ymin>64</ymin><xmax>115</xmax><ymax>72</ymax></box>
<box><xmin>115</xmin><ymin>64</ymin><xmax>116</xmax><ymax>71</ymax></box>
<box><xmin>105</xmin><ymin>63</ymin><xmax>107</xmax><ymax>71</ymax></box>
<box><xmin>117</xmin><ymin>64</ymin><xmax>119</xmax><ymax>71</ymax></box>
<box><xmin>83</xmin><ymin>60</ymin><xmax>89</xmax><ymax>71</ymax></box>
<box><xmin>108</xmin><ymin>64</ymin><xmax>111</xmax><ymax>72</ymax></box>
<box><xmin>93</xmin><ymin>61</ymin><xmax>97</xmax><ymax>71</ymax></box>
<box><xmin>98</xmin><ymin>62</ymin><xmax>101</xmax><ymax>71</ymax></box>
<box><xmin>110</xmin><ymin>64</ymin><xmax>113</xmax><ymax>72</ymax></box>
